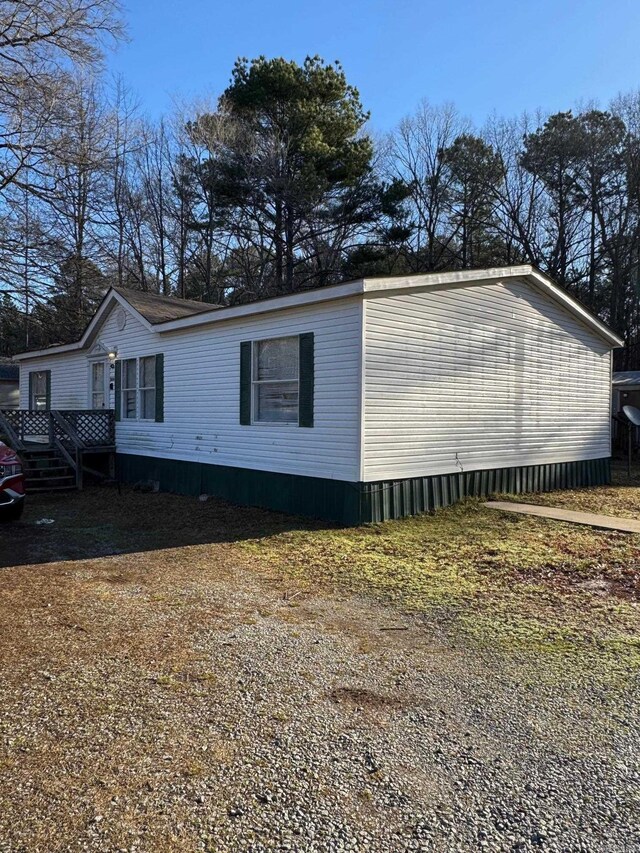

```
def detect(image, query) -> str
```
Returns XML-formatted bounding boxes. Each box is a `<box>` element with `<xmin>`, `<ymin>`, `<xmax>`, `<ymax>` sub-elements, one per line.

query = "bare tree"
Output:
<box><xmin>385</xmin><ymin>101</ymin><xmax>468</xmax><ymax>270</ymax></box>
<box><xmin>0</xmin><ymin>0</ymin><xmax>124</xmax><ymax>193</ymax></box>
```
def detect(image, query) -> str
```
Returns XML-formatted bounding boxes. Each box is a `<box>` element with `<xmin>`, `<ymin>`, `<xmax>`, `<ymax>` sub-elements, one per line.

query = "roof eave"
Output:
<box><xmin>13</xmin><ymin>288</ymin><xmax>157</xmax><ymax>361</ymax></box>
<box><xmin>13</xmin><ymin>266</ymin><xmax>624</xmax><ymax>357</ymax></box>
<box><xmin>524</xmin><ymin>269</ymin><xmax>623</xmax><ymax>348</ymax></box>
<box><xmin>361</xmin><ymin>265</ymin><xmax>623</xmax><ymax>348</ymax></box>
<box><xmin>153</xmin><ymin>279</ymin><xmax>365</xmax><ymax>333</ymax></box>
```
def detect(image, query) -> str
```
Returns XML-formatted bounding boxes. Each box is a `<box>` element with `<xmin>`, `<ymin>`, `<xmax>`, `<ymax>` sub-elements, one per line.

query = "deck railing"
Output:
<box><xmin>0</xmin><ymin>409</ymin><xmax>116</xmax><ymax>450</ymax></box>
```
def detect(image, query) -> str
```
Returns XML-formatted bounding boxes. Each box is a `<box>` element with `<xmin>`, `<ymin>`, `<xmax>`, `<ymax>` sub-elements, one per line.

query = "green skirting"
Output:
<box><xmin>116</xmin><ymin>453</ymin><xmax>611</xmax><ymax>526</ymax></box>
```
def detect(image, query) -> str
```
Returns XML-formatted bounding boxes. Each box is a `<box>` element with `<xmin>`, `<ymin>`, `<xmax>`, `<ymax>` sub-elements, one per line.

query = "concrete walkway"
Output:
<box><xmin>485</xmin><ymin>501</ymin><xmax>640</xmax><ymax>534</ymax></box>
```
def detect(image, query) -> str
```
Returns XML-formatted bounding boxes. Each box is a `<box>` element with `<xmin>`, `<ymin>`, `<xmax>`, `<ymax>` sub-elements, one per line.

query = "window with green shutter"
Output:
<box><xmin>155</xmin><ymin>353</ymin><xmax>164</xmax><ymax>422</ymax></box>
<box><xmin>240</xmin><ymin>334</ymin><xmax>314</xmax><ymax>427</ymax></box>
<box><xmin>114</xmin><ymin>355</ymin><xmax>164</xmax><ymax>422</ymax></box>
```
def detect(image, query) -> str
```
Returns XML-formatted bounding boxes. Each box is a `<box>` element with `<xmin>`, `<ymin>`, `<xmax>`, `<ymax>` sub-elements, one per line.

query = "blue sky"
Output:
<box><xmin>110</xmin><ymin>0</ymin><xmax>640</xmax><ymax>132</ymax></box>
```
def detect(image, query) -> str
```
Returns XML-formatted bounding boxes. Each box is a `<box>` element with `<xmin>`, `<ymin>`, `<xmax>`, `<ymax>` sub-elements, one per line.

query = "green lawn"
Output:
<box><xmin>241</xmin><ymin>471</ymin><xmax>640</xmax><ymax>682</ymax></box>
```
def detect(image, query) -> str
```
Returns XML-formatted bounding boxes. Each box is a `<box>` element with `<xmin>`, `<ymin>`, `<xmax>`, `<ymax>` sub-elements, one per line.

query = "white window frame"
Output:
<box><xmin>251</xmin><ymin>336</ymin><xmax>299</xmax><ymax>426</ymax></box>
<box><xmin>138</xmin><ymin>355</ymin><xmax>156</xmax><ymax>421</ymax></box>
<box><xmin>120</xmin><ymin>356</ymin><xmax>157</xmax><ymax>421</ymax></box>
<box><xmin>88</xmin><ymin>359</ymin><xmax>108</xmax><ymax>410</ymax></box>
<box><xmin>121</xmin><ymin>357</ymin><xmax>138</xmax><ymax>420</ymax></box>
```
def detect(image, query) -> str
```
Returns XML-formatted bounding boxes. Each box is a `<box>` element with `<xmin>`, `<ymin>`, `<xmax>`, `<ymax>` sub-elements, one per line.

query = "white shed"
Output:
<box><xmin>9</xmin><ymin>265</ymin><xmax>622</xmax><ymax>523</ymax></box>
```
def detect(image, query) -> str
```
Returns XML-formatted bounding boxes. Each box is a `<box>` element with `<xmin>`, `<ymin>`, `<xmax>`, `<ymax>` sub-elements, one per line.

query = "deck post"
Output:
<box><xmin>76</xmin><ymin>448</ymin><xmax>84</xmax><ymax>490</ymax></box>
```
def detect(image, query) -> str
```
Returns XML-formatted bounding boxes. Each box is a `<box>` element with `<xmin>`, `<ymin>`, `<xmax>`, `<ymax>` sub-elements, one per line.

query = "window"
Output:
<box><xmin>252</xmin><ymin>336</ymin><xmax>299</xmax><ymax>423</ymax></box>
<box><xmin>122</xmin><ymin>358</ymin><xmax>138</xmax><ymax>419</ymax></box>
<box><xmin>240</xmin><ymin>334</ymin><xmax>313</xmax><ymax>428</ymax></box>
<box><xmin>30</xmin><ymin>371</ymin><xmax>49</xmax><ymax>410</ymax></box>
<box><xmin>139</xmin><ymin>356</ymin><xmax>156</xmax><ymax>420</ymax></box>
<box><xmin>90</xmin><ymin>361</ymin><xmax>106</xmax><ymax>409</ymax></box>
<box><xmin>119</xmin><ymin>355</ymin><xmax>159</xmax><ymax>421</ymax></box>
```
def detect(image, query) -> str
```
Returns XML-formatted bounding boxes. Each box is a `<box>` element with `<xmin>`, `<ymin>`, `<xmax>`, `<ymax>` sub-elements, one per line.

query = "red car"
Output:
<box><xmin>0</xmin><ymin>442</ymin><xmax>25</xmax><ymax>521</ymax></box>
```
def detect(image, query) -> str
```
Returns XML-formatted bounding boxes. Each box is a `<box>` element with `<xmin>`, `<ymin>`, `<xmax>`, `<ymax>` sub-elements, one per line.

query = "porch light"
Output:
<box><xmin>107</xmin><ymin>346</ymin><xmax>118</xmax><ymax>361</ymax></box>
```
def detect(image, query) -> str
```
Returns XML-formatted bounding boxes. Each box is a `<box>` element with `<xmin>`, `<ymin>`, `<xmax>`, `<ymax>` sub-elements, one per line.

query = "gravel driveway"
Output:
<box><xmin>0</xmin><ymin>490</ymin><xmax>638</xmax><ymax>852</ymax></box>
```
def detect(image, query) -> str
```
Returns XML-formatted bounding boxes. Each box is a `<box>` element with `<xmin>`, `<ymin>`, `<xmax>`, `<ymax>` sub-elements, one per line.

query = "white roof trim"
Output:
<box><xmin>358</xmin><ymin>266</ymin><xmax>622</xmax><ymax>347</ymax></box>
<box><xmin>155</xmin><ymin>265</ymin><xmax>622</xmax><ymax>347</ymax></box>
<box><xmin>525</xmin><ymin>269</ymin><xmax>623</xmax><ymax>347</ymax></box>
<box><xmin>154</xmin><ymin>280</ymin><xmax>363</xmax><ymax>332</ymax></box>
<box><xmin>13</xmin><ymin>265</ymin><xmax>623</xmax><ymax>360</ymax></box>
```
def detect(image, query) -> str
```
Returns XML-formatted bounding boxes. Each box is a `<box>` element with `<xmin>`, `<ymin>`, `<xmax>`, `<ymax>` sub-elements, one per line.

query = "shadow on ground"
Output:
<box><xmin>3</xmin><ymin>459</ymin><xmax>640</xmax><ymax>570</ymax></box>
<box><xmin>0</xmin><ymin>484</ymin><xmax>325</xmax><ymax>568</ymax></box>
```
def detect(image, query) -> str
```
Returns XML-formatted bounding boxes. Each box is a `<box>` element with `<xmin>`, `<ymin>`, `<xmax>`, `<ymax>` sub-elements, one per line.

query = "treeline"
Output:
<box><xmin>2</xmin><ymin>3</ymin><xmax>640</xmax><ymax>367</ymax></box>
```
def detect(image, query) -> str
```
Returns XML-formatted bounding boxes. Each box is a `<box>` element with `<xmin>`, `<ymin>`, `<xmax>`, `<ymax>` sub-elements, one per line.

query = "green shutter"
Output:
<box><xmin>114</xmin><ymin>360</ymin><xmax>121</xmax><ymax>421</ymax></box>
<box><xmin>28</xmin><ymin>372</ymin><xmax>34</xmax><ymax>410</ymax></box>
<box><xmin>155</xmin><ymin>353</ymin><xmax>164</xmax><ymax>423</ymax></box>
<box><xmin>240</xmin><ymin>341</ymin><xmax>252</xmax><ymax>425</ymax></box>
<box><xmin>298</xmin><ymin>332</ymin><xmax>314</xmax><ymax>428</ymax></box>
<box><xmin>44</xmin><ymin>370</ymin><xmax>51</xmax><ymax>411</ymax></box>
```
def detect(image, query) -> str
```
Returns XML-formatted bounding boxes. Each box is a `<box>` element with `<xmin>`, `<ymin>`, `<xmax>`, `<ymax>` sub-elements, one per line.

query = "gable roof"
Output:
<box><xmin>13</xmin><ymin>265</ymin><xmax>624</xmax><ymax>361</ymax></box>
<box><xmin>112</xmin><ymin>287</ymin><xmax>220</xmax><ymax>324</ymax></box>
<box><xmin>148</xmin><ymin>265</ymin><xmax>624</xmax><ymax>348</ymax></box>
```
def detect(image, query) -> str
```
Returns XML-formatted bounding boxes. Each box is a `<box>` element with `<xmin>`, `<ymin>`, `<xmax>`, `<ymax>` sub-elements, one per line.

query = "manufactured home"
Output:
<box><xmin>5</xmin><ymin>266</ymin><xmax>622</xmax><ymax>523</ymax></box>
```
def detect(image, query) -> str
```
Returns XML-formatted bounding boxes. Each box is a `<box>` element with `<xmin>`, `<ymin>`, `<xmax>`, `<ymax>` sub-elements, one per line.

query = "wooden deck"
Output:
<box><xmin>0</xmin><ymin>409</ymin><xmax>115</xmax><ymax>490</ymax></box>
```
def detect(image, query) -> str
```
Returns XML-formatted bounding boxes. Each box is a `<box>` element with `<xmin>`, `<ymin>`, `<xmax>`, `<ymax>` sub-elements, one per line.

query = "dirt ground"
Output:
<box><xmin>0</xmin><ymin>476</ymin><xmax>639</xmax><ymax>852</ymax></box>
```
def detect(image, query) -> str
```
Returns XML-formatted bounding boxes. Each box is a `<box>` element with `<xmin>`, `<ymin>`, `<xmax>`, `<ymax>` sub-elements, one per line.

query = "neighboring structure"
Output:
<box><xmin>611</xmin><ymin>371</ymin><xmax>640</xmax><ymax>450</ymax></box>
<box><xmin>612</xmin><ymin>371</ymin><xmax>640</xmax><ymax>415</ymax></box>
<box><xmin>0</xmin><ymin>358</ymin><xmax>19</xmax><ymax>409</ymax></box>
<box><xmin>10</xmin><ymin>266</ymin><xmax>622</xmax><ymax>523</ymax></box>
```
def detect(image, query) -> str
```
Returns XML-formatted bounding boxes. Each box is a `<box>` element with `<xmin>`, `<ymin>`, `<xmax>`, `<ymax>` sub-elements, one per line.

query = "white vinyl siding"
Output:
<box><xmin>35</xmin><ymin>297</ymin><xmax>360</xmax><ymax>481</ymax></box>
<box><xmin>19</xmin><ymin>353</ymin><xmax>88</xmax><ymax>410</ymax></box>
<box><xmin>362</xmin><ymin>279</ymin><xmax>612</xmax><ymax>481</ymax></box>
<box><xmin>18</xmin><ymin>275</ymin><xmax>615</xmax><ymax>488</ymax></box>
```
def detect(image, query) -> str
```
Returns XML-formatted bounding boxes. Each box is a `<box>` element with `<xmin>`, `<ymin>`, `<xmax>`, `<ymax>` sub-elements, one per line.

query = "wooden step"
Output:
<box><xmin>27</xmin><ymin>484</ymin><xmax>77</xmax><ymax>493</ymax></box>
<box><xmin>25</xmin><ymin>465</ymin><xmax>73</xmax><ymax>475</ymax></box>
<box><xmin>27</xmin><ymin>475</ymin><xmax>75</xmax><ymax>482</ymax></box>
<box><xmin>23</xmin><ymin>444</ymin><xmax>78</xmax><ymax>491</ymax></box>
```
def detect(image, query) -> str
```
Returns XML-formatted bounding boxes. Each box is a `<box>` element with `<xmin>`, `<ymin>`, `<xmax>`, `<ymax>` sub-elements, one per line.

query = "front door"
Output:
<box><xmin>90</xmin><ymin>361</ymin><xmax>108</xmax><ymax>409</ymax></box>
<box><xmin>29</xmin><ymin>370</ymin><xmax>49</xmax><ymax>410</ymax></box>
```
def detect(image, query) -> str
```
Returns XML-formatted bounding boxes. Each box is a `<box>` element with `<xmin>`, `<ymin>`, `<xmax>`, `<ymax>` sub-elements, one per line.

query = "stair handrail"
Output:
<box><xmin>50</xmin><ymin>410</ymin><xmax>84</xmax><ymax>449</ymax></box>
<box><xmin>50</xmin><ymin>410</ymin><xmax>83</xmax><ymax>489</ymax></box>
<box><xmin>52</xmin><ymin>436</ymin><xmax>78</xmax><ymax>471</ymax></box>
<box><xmin>0</xmin><ymin>411</ymin><xmax>24</xmax><ymax>451</ymax></box>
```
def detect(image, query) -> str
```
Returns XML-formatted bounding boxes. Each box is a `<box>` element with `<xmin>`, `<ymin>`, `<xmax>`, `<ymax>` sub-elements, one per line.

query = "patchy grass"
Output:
<box><xmin>241</xmin><ymin>490</ymin><xmax>640</xmax><ymax>681</ymax></box>
<box><xmin>1</xmin><ymin>476</ymin><xmax>639</xmax><ymax>848</ymax></box>
<box><xmin>4</xmin><ymin>472</ymin><xmax>640</xmax><ymax>684</ymax></box>
<box><xmin>507</xmin><ymin>461</ymin><xmax>640</xmax><ymax>519</ymax></box>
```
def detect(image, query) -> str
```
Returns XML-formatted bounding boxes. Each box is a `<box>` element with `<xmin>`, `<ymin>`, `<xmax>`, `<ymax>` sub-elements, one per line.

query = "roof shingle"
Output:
<box><xmin>114</xmin><ymin>287</ymin><xmax>220</xmax><ymax>324</ymax></box>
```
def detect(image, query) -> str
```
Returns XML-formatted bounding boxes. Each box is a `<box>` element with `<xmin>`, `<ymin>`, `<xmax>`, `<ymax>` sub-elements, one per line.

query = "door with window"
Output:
<box><xmin>90</xmin><ymin>361</ymin><xmax>108</xmax><ymax>409</ymax></box>
<box><xmin>29</xmin><ymin>370</ymin><xmax>50</xmax><ymax>411</ymax></box>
